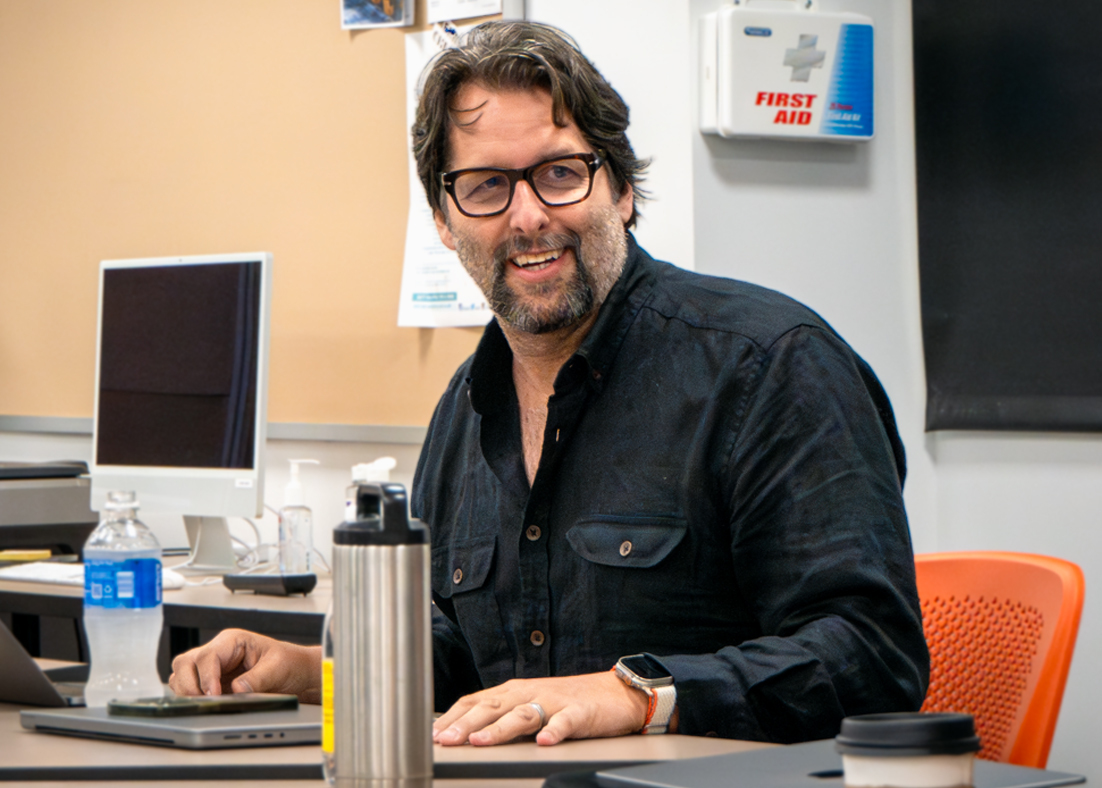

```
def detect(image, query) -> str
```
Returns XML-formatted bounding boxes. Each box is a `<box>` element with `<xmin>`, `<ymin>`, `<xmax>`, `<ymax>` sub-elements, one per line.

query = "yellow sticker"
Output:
<box><xmin>321</xmin><ymin>658</ymin><xmax>334</xmax><ymax>753</ymax></box>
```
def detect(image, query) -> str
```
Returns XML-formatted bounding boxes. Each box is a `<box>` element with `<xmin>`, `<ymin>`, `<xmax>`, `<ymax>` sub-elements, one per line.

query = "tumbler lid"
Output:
<box><xmin>835</xmin><ymin>713</ymin><xmax>981</xmax><ymax>757</ymax></box>
<box><xmin>334</xmin><ymin>482</ymin><xmax>429</xmax><ymax>545</ymax></box>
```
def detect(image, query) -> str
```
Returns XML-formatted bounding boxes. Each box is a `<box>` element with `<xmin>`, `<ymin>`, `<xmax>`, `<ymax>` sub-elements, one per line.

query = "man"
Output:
<box><xmin>169</xmin><ymin>21</ymin><xmax>928</xmax><ymax>747</ymax></box>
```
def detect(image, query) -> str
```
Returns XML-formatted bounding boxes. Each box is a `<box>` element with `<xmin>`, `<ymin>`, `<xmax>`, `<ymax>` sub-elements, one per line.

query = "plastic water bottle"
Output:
<box><xmin>82</xmin><ymin>490</ymin><xmax>164</xmax><ymax>707</ymax></box>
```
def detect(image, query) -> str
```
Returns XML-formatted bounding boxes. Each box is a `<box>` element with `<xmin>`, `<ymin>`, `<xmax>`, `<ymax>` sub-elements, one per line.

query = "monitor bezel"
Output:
<box><xmin>89</xmin><ymin>252</ymin><xmax>272</xmax><ymax>520</ymax></box>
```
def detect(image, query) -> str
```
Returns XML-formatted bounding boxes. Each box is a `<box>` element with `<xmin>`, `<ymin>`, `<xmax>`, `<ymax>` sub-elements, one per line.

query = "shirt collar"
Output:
<box><xmin>466</xmin><ymin>233</ymin><xmax>658</xmax><ymax>413</ymax></box>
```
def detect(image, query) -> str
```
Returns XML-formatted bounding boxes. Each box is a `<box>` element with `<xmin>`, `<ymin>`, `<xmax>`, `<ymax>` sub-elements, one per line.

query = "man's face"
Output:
<box><xmin>433</xmin><ymin>83</ymin><xmax>634</xmax><ymax>335</ymax></box>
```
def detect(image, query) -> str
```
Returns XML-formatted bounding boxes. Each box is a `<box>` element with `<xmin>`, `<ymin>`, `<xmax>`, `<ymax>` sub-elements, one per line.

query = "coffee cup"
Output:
<box><xmin>835</xmin><ymin>712</ymin><xmax>982</xmax><ymax>788</ymax></box>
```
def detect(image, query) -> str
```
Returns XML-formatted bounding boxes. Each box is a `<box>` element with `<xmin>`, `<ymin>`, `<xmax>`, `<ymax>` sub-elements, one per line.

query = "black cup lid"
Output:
<box><xmin>835</xmin><ymin>713</ymin><xmax>981</xmax><ymax>757</ymax></box>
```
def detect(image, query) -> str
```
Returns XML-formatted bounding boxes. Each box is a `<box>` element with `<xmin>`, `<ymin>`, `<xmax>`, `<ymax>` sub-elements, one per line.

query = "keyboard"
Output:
<box><xmin>0</xmin><ymin>561</ymin><xmax>185</xmax><ymax>589</ymax></box>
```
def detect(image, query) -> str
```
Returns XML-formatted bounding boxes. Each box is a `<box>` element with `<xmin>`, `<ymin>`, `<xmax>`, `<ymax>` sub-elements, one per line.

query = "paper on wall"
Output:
<box><xmin>398</xmin><ymin>27</ymin><xmax>493</xmax><ymax>328</ymax></box>
<box><xmin>426</xmin><ymin>0</ymin><xmax>502</xmax><ymax>25</ymax></box>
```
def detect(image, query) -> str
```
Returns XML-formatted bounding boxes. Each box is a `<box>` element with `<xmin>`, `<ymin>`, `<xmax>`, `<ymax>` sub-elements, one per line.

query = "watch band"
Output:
<box><xmin>641</xmin><ymin>683</ymin><xmax>677</xmax><ymax>734</ymax></box>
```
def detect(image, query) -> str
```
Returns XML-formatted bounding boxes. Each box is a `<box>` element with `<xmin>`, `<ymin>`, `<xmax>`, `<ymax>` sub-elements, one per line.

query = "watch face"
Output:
<box><xmin>620</xmin><ymin>654</ymin><xmax>671</xmax><ymax>681</ymax></box>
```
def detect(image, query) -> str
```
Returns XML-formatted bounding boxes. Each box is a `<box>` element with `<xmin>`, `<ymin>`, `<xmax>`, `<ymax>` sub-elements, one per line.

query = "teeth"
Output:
<box><xmin>512</xmin><ymin>249</ymin><xmax>563</xmax><ymax>269</ymax></box>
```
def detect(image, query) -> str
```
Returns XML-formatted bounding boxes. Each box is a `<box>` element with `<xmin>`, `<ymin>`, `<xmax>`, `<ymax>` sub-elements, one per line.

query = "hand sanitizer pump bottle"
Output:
<box><xmin>83</xmin><ymin>490</ymin><xmax>164</xmax><ymax>707</ymax></box>
<box><xmin>322</xmin><ymin>483</ymin><xmax>432</xmax><ymax>788</ymax></box>
<box><xmin>279</xmin><ymin>459</ymin><xmax>319</xmax><ymax>575</ymax></box>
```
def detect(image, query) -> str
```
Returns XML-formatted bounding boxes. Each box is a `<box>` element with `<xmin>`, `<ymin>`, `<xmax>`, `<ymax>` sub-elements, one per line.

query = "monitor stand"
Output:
<box><xmin>178</xmin><ymin>516</ymin><xmax>238</xmax><ymax>575</ymax></box>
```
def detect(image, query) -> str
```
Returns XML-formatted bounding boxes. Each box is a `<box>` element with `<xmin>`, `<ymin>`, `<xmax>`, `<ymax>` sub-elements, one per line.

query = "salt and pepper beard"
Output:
<box><xmin>451</xmin><ymin>202</ymin><xmax>629</xmax><ymax>335</ymax></box>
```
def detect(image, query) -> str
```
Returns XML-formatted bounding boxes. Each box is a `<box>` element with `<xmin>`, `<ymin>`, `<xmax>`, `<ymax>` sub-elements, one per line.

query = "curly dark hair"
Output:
<box><xmin>411</xmin><ymin>21</ymin><xmax>649</xmax><ymax>228</ymax></box>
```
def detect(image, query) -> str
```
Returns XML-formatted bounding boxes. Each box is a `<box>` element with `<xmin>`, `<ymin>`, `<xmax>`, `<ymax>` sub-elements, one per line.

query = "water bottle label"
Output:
<box><xmin>84</xmin><ymin>558</ymin><xmax>162</xmax><ymax>609</ymax></box>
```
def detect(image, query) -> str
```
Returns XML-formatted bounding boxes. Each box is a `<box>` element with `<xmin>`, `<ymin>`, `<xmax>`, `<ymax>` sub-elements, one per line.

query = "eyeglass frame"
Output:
<box><xmin>439</xmin><ymin>151</ymin><xmax>606</xmax><ymax>218</ymax></box>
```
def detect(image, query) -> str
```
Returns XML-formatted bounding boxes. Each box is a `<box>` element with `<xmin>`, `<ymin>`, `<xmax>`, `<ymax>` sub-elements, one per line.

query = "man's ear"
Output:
<box><xmin>433</xmin><ymin>208</ymin><xmax>456</xmax><ymax>250</ymax></box>
<box><xmin>615</xmin><ymin>183</ymin><xmax>634</xmax><ymax>227</ymax></box>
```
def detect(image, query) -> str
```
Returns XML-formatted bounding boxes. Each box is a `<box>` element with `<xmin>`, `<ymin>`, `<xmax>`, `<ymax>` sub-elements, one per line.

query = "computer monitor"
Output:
<box><xmin>90</xmin><ymin>253</ymin><xmax>273</xmax><ymax>574</ymax></box>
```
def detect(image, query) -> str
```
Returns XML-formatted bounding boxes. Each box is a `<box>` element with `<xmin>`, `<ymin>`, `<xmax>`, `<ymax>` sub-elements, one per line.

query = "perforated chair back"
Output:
<box><xmin>915</xmin><ymin>551</ymin><xmax>1084</xmax><ymax>768</ymax></box>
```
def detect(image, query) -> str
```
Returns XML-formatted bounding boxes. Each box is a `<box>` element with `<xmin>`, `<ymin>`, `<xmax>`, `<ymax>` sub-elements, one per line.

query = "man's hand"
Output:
<box><xmin>433</xmin><ymin>671</ymin><xmax>652</xmax><ymax>746</ymax></box>
<box><xmin>168</xmin><ymin>629</ymin><xmax>322</xmax><ymax>704</ymax></box>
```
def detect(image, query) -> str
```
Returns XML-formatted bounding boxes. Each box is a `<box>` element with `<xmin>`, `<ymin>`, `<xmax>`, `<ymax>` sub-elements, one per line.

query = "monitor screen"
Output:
<box><xmin>90</xmin><ymin>253</ymin><xmax>272</xmax><ymax>523</ymax></box>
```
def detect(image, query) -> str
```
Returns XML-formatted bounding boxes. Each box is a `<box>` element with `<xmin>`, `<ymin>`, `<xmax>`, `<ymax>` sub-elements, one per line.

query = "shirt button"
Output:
<box><xmin>530</xmin><ymin>630</ymin><xmax>546</xmax><ymax>647</ymax></box>
<box><xmin>619</xmin><ymin>540</ymin><xmax>633</xmax><ymax>557</ymax></box>
<box><xmin>526</xmin><ymin>525</ymin><xmax>542</xmax><ymax>541</ymax></box>
<box><xmin>452</xmin><ymin>568</ymin><xmax>463</xmax><ymax>585</ymax></box>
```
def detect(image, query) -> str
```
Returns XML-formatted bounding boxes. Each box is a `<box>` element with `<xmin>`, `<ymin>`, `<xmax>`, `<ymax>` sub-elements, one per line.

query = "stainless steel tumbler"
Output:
<box><xmin>323</xmin><ymin>482</ymin><xmax>432</xmax><ymax>788</ymax></box>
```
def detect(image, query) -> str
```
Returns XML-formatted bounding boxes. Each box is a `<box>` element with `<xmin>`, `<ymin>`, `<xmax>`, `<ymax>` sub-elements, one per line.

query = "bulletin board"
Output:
<box><xmin>0</xmin><ymin>0</ymin><xmax>490</xmax><ymax>429</ymax></box>
<box><xmin>914</xmin><ymin>0</ymin><xmax>1102</xmax><ymax>431</ymax></box>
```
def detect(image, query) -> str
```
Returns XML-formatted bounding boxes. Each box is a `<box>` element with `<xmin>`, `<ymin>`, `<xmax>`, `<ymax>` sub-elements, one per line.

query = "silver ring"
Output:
<box><xmin>526</xmin><ymin>701</ymin><xmax>547</xmax><ymax>730</ymax></box>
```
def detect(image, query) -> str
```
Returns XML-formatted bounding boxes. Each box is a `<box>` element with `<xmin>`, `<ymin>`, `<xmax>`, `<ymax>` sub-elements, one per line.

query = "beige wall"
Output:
<box><xmin>0</xmin><ymin>0</ymin><xmax>483</xmax><ymax>427</ymax></box>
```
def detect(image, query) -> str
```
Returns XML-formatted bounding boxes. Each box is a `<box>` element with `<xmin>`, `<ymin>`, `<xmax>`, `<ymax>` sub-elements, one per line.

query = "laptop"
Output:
<box><xmin>595</xmin><ymin>739</ymin><xmax>1086</xmax><ymax>788</ymax></box>
<box><xmin>0</xmin><ymin>619</ymin><xmax>86</xmax><ymax>706</ymax></box>
<box><xmin>19</xmin><ymin>704</ymin><xmax>322</xmax><ymax>749</ymax></box>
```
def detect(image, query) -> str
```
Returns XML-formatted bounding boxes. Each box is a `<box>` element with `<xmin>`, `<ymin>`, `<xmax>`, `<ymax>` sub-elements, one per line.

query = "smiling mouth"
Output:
<box><xmin>511</xmin><ymin>249</ymin><xmax>564</xmax><ymax>272</ymax></box>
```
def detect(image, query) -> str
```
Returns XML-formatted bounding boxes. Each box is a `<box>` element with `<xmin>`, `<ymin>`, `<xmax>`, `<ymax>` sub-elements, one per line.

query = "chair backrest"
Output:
<box><xmin>915</xmin><ymin>551</ymin><xmax>1084</xmax><ymax>768</ymax></box>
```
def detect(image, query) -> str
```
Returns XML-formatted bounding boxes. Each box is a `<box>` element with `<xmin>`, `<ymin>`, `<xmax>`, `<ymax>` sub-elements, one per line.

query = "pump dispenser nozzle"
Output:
<box><xmin>284</xmin><ymin>459</ymin><xmax>320</xmax><ymax>507</ymax></box>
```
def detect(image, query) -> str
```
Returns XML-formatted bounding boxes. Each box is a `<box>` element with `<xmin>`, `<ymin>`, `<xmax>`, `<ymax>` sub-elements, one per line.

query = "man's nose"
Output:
<box><xmin>507</xmin><ymin>180</ymin><xmax>550</xmax><ymax>236</ymax></box>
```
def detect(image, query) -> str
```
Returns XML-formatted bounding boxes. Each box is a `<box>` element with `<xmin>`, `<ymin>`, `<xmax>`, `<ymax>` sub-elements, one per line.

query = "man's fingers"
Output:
<box><xmin>191</xmin><ymin>640</ymin><xmax>245</xmax><ymax>695</ymax></box>
<box><xmin>434</xmin><ymin>692</ymin><xmax>545</xmax><ymax>746</ymax></box>
<box><xmin>468</xmin><ymin>702</ymin><xmax>547</xmax><ymax>746</ymax></box>
<box><xmin>226</xmin><ymin>640</ymin><xmax>322</xmax><ymax>702</ymax></box>
<box><xmin>167</xmin><ymin>657</ymin><xmax>203</xmax><ymax>696</ymax></box>
<box><xmin>168</xmin><ymin>629</ymin><xmax>264</xmax><ymax>697</ymax></box>
<box><xmin>536</xmin><ymin>705</ymin><xmax>584</xmax><ymax>746</ymax></box>
<box><xmin>432</xmin><ymin>700</ymin><xmax>475</xmax><ymax>738</ymax></box>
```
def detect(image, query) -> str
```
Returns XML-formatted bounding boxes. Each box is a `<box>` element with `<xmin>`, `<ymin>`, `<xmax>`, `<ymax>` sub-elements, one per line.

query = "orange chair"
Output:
<box><xmin>915</xmin><ymin>551</ymin><xmax>1084</xmax><ymax>768</ymax></box>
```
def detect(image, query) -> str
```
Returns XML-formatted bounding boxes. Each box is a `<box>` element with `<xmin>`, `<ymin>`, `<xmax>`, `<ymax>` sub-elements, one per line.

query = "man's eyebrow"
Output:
<box><xmin>460</xmin><ymin>149</ymin><xmax>592</xmax><ymax>170</ymax></box>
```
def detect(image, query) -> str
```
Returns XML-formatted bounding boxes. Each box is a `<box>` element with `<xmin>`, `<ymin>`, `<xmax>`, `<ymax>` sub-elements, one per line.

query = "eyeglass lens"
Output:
<box><xmin>452</xmin><ymin>157</ymin><xmax>594</xmax><ymax>216</ymax></box>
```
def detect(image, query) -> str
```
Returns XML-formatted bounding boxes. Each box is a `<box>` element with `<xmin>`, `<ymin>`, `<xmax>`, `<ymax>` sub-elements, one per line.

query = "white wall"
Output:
<box><xmin>525</xmin><ymin>0</ymin><xmax>697</xmax><ymax>271</ymax></box>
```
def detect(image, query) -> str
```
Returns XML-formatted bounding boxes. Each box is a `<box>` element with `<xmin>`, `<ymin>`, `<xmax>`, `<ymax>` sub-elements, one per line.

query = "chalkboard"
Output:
<box><xmin>914</xmin><ymin>1</ymin><xmax>1102</xmax><ymax>431</ymax></box>
<box><xmin>0</xmin><ymin>1</ymin><xmax>487</xmax><ymax>429</ymax></box>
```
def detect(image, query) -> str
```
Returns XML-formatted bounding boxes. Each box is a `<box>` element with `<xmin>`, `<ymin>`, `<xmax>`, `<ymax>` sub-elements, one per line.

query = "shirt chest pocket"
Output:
<box><xmin>565</xmin><ymin>516</ymin><xmax>687</xmax><ymax>568</ymax></box>
<box><xmin>432</xmin><ymin>535</ymin><xmax>496</xmax><ymax>599</ymax></box>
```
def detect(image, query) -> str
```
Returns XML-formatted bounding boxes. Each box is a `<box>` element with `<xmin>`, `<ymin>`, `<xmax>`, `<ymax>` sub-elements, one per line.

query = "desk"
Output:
<box><xmin>0</xmin><ymin>702</ymin><xmax>770</xmax><ymax>787</ymax></box>
<box><xmin>0</xmin><ymin>575</ymin><xmax>329</xmax><ymax>673</ymax></box>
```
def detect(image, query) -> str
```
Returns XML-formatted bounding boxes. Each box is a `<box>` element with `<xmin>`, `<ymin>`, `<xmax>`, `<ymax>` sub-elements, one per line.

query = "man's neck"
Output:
<box><xmin>504</xmin><ymin>312</ymin><xmax>598</xmax><ymax>487</ymax></box>
<box><xmin>502</xmin><ymin>310</ymin><xmax>598</xmax><ymax>395</ymax></box>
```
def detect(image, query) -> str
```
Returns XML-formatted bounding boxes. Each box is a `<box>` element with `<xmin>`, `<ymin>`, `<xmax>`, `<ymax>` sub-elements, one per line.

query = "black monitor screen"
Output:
<box><xmin>96</xmin><ymin>261</ymin><xmax>262</xmax><ymax>469</ymax></box>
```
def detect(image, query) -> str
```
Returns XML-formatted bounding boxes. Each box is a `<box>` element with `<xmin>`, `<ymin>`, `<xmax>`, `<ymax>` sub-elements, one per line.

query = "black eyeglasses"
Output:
<box><xmin>440</xmin><ymin>152</ymin><xmax>605</xmax><ymax>218</ymax></box>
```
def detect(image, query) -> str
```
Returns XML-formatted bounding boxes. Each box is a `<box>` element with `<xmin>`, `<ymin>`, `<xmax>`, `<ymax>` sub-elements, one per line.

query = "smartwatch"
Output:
<box><xmin>613</xmin><ymin>653</ymin><xmax>676</xmax><ymax>734</ymax></box>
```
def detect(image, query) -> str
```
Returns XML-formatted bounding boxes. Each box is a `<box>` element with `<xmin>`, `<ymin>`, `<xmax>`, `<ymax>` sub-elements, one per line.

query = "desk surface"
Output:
<box><xmin>0</xmin><ymin>572</ymin><xmax>332</xmax><ymax>611</ymax></box>
<box><xmin>0</xmin><ymin>702</ymin><xmax>769</xmax><ymax>787</ymax></box>
<box><xmin>0</xmin><ymin>572</ymin><xmax>330</xmax><ymax>641</ymax></box>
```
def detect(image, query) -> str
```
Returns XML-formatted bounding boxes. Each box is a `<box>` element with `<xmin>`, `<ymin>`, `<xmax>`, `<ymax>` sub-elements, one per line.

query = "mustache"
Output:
<box><xmin>493</xmin><ymin>232</ymin><xmax>581</xmax><ymax>268</ymax></box>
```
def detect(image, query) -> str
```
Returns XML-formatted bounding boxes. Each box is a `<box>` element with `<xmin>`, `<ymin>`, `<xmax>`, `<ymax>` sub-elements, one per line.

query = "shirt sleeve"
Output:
<box><xmin>431</xmin><ymin>601</ymin><xmax>484</xmax><ymax>712</ymax></box>
<box><xmin>656</xmin><ymin>325</ymin><xmax>929</xmax><ymax>742</ymax></box>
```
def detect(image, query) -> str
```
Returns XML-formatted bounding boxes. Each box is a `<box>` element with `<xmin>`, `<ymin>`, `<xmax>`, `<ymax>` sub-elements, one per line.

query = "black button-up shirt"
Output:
<box><xmin>412</xmin><ymin>237</ymin><xmax>928</xmax><ymax>742</ymax></box>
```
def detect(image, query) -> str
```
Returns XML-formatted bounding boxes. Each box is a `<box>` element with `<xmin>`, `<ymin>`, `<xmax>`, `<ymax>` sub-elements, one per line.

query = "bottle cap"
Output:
<box><xmin>334</xmin><ymin>483</ymin><xmax>428</xmax><ymax>546</ymax></box>
<box><xmin>284</xmin><ymin>459</ymin><xmax>320</xmax><ymax>507</ymax></box>
<box><xmin>104</xmin><ymin>490</ymin><xmax>140</xmax><ymax>510</ymax></box>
